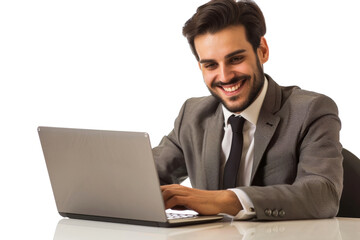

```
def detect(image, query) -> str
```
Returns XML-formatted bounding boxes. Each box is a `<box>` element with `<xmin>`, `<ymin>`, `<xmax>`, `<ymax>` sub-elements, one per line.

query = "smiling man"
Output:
<box><xmin>197</xmin><ymin>25</ymin><xmax>266</xmax><ymax>114</ymax></box>
<box><xmin>153</xmin><ymin>0</ymin><xmax>343</xmax><ymax>220</ymax></box>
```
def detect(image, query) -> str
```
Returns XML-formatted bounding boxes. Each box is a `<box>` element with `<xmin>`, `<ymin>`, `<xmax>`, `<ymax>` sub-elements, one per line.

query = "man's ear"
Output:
<box><xmin>257</xmin><ymin>37</ymin><xmax>269</xmax><ymax>64</ymax></box>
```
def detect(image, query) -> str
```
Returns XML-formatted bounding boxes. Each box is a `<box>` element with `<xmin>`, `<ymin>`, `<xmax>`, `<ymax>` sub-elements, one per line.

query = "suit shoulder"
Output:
<box><xmin>184</xmin><ymin>95</ymin><xmax>218</xmax><ymax>106</ymax></box>
<box><xmin>282</xmin><ymin>86</ymin><xmax>337</xmax><ymax>108</ymax></box>
<box><xmin>280</xmin><ymin>86</ymin><xmax>339</xmax><ymax>118</ymax></box>
<box><xmin>182</xmin><ymin>96</ymin><xmax>220</xmax><ymax>114</ymax></box>
<box><xmin>174</xmin><ymin>96</ymin><xmax>222</xmax><ymax>129</ymax></box>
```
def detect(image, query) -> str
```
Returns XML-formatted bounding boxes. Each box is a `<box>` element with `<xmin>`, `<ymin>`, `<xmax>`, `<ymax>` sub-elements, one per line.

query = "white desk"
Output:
<box><xmin>53</xmin><ymin>217</ymin><xmax>359</xmax><ymax>240</ymax></box>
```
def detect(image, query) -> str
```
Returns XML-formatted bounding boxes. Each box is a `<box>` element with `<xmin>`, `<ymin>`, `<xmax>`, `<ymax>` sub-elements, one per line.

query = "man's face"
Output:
<box><xmin>194</xmin><ymin>25</ymin><xmax>269</xmax><ymax>113</ymax></box>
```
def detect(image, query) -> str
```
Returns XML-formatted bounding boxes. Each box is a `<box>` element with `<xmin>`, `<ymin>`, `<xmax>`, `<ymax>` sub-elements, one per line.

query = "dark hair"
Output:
<box><xmin>182</xmin><ymin>0</ymin><xmax>266</xmax><ymax>61</ymax></box>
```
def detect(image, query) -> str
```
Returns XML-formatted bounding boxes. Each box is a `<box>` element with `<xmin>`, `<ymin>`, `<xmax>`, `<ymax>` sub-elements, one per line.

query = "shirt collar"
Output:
<box><xmin>222</xmin><ymin>76</ymin><xmax>268</xmax><ymax>126</ymax></box>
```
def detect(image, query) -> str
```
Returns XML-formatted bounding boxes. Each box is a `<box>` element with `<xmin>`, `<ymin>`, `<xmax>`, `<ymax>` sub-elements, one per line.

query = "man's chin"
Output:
<box><xmin>223</xmin><ymin>103</ymin><xmax>246</xmax><ymax>113</ymax></box>
<box><xmin>208</xmin><ymin>89</ymin><xmax>249</xmax><ymax>113</ymax></box>
<box><xmin>220</xmin><ymin>98</ymin><xmax>249</xmax><ymax>113</ymax></box>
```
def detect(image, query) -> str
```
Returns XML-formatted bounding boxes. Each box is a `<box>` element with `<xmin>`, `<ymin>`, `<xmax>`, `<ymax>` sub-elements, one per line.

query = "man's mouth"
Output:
<box><xmin>222</xmin><ymin>81</ymin><xmax>243</xmax><ymax>92</ymax></box>
<box><xmin>219</xmin><ymin>78</ymin><xmax>247</xmax><ymax>95</ymax></box>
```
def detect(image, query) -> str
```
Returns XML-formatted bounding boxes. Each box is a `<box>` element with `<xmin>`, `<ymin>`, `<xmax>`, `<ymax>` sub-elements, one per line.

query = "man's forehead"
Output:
<box><xmin>194</xmin><ymin>25</ymin><xmax>251</xmax><ymax>61</ymax></box>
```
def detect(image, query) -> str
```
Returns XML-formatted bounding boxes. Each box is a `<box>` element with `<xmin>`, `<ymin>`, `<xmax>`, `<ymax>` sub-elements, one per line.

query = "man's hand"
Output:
<box><xmin>160</xmin><ymin>184</ymin><xmax>243</xmax><ymax>216</ymax></box>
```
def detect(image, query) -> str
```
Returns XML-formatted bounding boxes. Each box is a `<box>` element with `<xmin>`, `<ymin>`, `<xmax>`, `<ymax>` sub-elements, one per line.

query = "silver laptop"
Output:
<box><xmin>38</xmin><ymin>126</ymin><xmax>223</xmax><ymax>227</ymax></box>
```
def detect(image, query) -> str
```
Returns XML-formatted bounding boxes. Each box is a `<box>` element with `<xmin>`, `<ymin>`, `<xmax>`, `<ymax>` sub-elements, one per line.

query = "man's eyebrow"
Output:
<box><xmin>199</xmin><ymin>49</ymin><xmax>246</xmax><ymax>64</ymax></box>
<box><xmin>225</xmin><ymin>49</ymin><xmax>246</xmax><ymax>59</ymax></box>
<box><xmin>199</xmin><ymin>59</ymin><xmax>215</xmax><ymax>64</ymax></box>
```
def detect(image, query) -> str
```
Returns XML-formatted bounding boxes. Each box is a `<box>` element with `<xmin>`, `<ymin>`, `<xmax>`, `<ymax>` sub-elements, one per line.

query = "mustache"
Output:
<box><xmin>212</xmin><ymin>75</ymin><xmax>251</xmax><ymax>88</ymax></box>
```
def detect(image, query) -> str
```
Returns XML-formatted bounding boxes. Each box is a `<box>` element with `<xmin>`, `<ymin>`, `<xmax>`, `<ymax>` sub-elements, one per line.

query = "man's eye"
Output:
<box><xmin>204</xmin><ymin>63</ymin><xmax>217</xmax><ymax>69</ymax></box>
<box><xmin>230</xmin><ymin>56</ymin><xmax>243</xmax><ymax>64</ymax></box>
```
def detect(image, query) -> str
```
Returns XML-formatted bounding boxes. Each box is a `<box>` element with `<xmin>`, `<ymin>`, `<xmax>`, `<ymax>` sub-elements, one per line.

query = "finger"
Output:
<box><xmin>162</xmin><ymin>186</ymin><xmax>185</xmax><ymax>202</ymax></box>
<box><xmin>161</xmin><ymin>186</ymin><xmax>192</xmax><ymax>209</ymax></box>
<box><xmin>164</xmin><ymin>194</ymin><xmax>188</xmax><ymax>210</ymax></box>
<box><xmin>161</xmin><ymin>184</ymin><xmax>190</xmax><ymax>200</ymax></box>
<box><xmin>171</xmin><ymin>205</ymin><xmax>189</xmax><ymax>211</ymax></box>
<box><xmin>160</xmin><ymin>184</ymin><xmax>181</xmax><ymax>192</ymax></box>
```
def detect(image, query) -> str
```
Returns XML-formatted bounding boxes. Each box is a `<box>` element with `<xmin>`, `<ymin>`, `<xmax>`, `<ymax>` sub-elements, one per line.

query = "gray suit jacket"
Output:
<box><xmin>153</xmin><ymin>76</ymin><xmax>343</xmax><ymax>220</ymax></box>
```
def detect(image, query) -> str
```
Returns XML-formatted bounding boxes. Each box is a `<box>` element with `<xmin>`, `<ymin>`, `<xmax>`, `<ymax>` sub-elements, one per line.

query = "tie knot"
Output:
<box><xmin>229</xmin><ymin>115</ymin><xmax>245</xmax><ymax>133</ymax></box>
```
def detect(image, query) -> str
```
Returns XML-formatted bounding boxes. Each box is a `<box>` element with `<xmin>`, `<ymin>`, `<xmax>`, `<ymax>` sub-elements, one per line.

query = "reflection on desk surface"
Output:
<box><xmin>54</xmin><ymin>217</ymin><xmax>360</xmax><ymax>240</ymax></box>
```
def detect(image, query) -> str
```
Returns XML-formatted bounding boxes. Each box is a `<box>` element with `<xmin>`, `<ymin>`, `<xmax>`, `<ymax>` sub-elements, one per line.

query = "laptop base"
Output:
<box><xmin>60</xmin><ymin>212</ymin><xmax>223</xmax><ymax>228</ymax></box>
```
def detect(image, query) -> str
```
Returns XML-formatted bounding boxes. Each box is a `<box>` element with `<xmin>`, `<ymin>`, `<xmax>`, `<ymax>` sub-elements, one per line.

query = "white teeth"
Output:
<box><xmin>223</xmin><ymin>83</ymin><xmax>241</xmax><ymax>92</ymax></box>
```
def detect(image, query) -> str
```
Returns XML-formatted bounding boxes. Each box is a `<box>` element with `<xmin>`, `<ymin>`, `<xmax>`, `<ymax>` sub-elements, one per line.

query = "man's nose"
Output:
<box><xmin>219</xmin><ymin>65</ymin><xmax>235</xmax><ymax>83</ymax></box>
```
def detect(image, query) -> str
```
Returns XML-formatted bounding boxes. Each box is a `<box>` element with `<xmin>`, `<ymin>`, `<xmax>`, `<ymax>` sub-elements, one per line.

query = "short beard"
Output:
<box><xmin>208</xmin><ymin>56</ymin><xmax>265</xmax><ymax>113</ymax></box>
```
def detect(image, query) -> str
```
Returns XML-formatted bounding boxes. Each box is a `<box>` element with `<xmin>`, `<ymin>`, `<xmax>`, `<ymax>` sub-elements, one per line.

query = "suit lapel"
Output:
<box><xmin>252</xmin><ymin>111</ymin><xmax>280</xmax><ymax>183</ymax></box>
<box><xmin>203</xmin><ymin>104</ymin><xmax>224</xmax><ymax>190</ymax></box>
<box><xmin>251</xmin><ymin>76</ymin><xmax>282</xmax><ymax>183</ymax></box>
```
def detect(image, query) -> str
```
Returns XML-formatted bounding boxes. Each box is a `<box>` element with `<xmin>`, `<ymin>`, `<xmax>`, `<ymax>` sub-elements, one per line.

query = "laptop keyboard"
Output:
<box><xmin>166</xmin><ymin>212</ymin><xmax>198</xmax><ymax>220</ymax></box>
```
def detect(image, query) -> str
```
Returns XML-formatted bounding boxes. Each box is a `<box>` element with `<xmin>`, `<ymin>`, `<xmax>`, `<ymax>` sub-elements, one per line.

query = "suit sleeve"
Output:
<box><xmin>152</xmin><ymin>101</ymin><xmax>188</xmax><ymax>185</ymax></box>
<box><xmin>239</xmin><ymin>95</ymin><xmax>343</xmax><ymax>220</ymax></box>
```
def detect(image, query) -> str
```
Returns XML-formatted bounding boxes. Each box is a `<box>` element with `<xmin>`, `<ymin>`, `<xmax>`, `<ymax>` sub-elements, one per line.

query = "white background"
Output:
<box><xmin>1</xmin><ymin>1</ymin><xmax>359</xmax><ymax>238</ymax></box>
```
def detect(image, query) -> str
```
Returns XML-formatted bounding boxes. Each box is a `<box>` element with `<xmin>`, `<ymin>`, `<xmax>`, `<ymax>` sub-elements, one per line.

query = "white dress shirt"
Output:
<box><xmin>221</xmin><ymin>77</ymin><xmax>268</xmax><ymax>220</ymax></box>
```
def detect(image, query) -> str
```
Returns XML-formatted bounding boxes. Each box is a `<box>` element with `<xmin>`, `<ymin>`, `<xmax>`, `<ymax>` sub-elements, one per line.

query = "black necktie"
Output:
<box><xmin>223</xmin><ymin>115</ymin><xmax>245</xmax><ymax>189</ymax></box>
